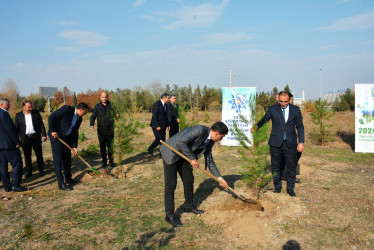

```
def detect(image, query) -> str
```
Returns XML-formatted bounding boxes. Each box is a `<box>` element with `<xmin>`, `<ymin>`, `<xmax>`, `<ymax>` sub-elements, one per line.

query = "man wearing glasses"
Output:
<box><xmin>251</xmin><ymin>91</ymin><xmax>304</xmax><ymax>197</ymax></box>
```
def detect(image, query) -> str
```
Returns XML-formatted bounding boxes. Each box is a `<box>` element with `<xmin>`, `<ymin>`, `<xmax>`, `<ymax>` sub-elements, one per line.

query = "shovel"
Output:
<box><xmin>160</xmin><ymin>140</ymin><xmax>259</xmax><ymax>205</ymax></box>
<box><xmin>57</xmin><ymin>138</ymin><xmax>100</xmax><ymax>174</ymax></box>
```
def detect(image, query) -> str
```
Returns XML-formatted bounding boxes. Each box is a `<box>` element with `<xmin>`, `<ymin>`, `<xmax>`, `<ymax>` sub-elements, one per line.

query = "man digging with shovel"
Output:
<box><xmin>160</xmin><ymin>121</ymin><xmax>229</xmax><ymax>227</ymax></box>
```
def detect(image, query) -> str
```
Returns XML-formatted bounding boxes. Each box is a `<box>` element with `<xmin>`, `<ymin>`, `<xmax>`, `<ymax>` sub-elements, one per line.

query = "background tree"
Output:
<box><xmin>332</xmin><ymin>88</ymin><xmax>355</xmax><ymax>112</ymax></box>
<box><xmin>1</xmin><ymin>79</ymin><xmax>20</xmax><ymax>115</ymax></box>
<box><xmin>27</xmin><ymin>93</ymin><xmax>47</xmax><ymax>112</ymax></box>
<box><xmin>284</xmin><ymin>84</ymin><xmax>291</xmax><ymax>93</ymax></box>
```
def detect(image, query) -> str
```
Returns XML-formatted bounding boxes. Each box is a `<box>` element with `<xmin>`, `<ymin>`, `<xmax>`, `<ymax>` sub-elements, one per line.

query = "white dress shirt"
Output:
<box><xmin>24</xmin><ymin>112</ymin><xmax>36</xmax><ymax>135</ymax></box>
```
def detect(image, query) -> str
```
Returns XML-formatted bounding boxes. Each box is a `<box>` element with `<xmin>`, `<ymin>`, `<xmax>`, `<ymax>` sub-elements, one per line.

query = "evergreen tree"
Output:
<box><xmin>284</xmin><ymin>84</ymin><xmax>291</xmax><ymax>93</ymax></box>
<box><xmin>310</xmin><ymin>98</ymin><xmax>333</xmax><ymax>145</ymax></box>
<box><xmin>231</xmin><ymin>95</ymin><xmax>273</xmax><ymax>199</ymax></box>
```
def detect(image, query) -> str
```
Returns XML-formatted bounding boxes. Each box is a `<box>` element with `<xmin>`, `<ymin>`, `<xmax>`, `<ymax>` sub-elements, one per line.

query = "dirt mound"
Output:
<box><xmin>201</xmin><ymin>189</ymin><xmax>308</xmax><ymax>248</ymax></box>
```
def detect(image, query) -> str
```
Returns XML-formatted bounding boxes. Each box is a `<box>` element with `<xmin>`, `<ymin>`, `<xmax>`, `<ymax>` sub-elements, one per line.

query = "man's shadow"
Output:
<box><xmin>175</xmin><ymin>174</ymin><xmax>243</xmax><ymax>216</ymax></box>
<box><xmin>133</xmin><ymin>227</ymin><xmax>175</xmax><ymax>249</ymax></box>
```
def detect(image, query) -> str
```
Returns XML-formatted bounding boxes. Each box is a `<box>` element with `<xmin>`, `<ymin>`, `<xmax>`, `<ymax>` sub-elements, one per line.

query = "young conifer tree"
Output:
<box><xmin>111</xmin><ymin>93</ymin><xmax>141</xmax><ymax>165</ymax></box>
<box><xmin>310</xmin><ymin>98</ymin><xmax>333</xmax><ymax>145</ymax></box>
<box><xmin>232</xmin><ymin>96</ymin><xmax>273</xmax><ymax>199</ymax></box>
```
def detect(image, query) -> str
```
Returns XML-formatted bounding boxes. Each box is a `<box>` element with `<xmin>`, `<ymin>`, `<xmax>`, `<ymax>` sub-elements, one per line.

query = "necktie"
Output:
<box><xmin>66</xmin><ymin>115</ymin><xmax>78</xmax><ymax>136</ymax></box>
<box><xmin>282</xmin><ymin>108</ymin><xmax>286</xmax><ymax>140</ymax></box>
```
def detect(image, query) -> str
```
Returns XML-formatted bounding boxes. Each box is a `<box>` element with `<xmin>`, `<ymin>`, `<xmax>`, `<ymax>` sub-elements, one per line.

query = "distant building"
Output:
<box><xmin>324</xmin><ymin>89</ymin><xmax>345</xmax><ymax>104</ymax></box>
<box><xmin>292</xmin><ymin>90</ymin><xmax>305</xmax><ymax>106</ymax></box>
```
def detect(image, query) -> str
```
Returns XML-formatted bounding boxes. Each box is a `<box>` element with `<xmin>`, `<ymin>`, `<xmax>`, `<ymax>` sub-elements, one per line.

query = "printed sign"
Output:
<box><xmin>221</xmin><ymin>87</ymin><xmax>256</xmax><ymax>146</ymax></box>
<box><xmin>355</xmin><ymin>83</ymin><xmax>374</xmax><ymax>153</ymax></box>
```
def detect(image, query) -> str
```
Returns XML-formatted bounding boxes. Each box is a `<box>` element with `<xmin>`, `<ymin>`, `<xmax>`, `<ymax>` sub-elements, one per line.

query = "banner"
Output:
<box><xmin>355</xmin><ymin>83</ymin><xmax>374</xmax><ymax>153</ymax></box>
<box><xmin>221</xmin><ymin>87</ymin><xmax>256</xmax><ymax>146</ymax></box>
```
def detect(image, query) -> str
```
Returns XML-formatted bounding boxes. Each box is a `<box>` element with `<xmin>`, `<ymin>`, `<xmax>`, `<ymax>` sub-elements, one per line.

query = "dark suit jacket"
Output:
<box><xmin>15</xmin><ymin>110</ymin><xmax>46</xmax><ymax>144</ymax></box>
<box><xmin>0</xmin><ymin>108</ymin><xmax>20</xmax><ymax>149</ymax></box>
<box><xmin>167</xmin><ymin>102</ymin><xmax>179</xmax><ymax>124</ymax></box>
<box><xmin>150</xmin><ymin>100</ymin><xmax>169</xmax><ymax>129</ymax></box>
<box><xmin>48</xmin><ymin>105</ymin><xmax>82</xmax><ymax>148</ymax></box>
<box><xmin>257</xmin><ymin>103</ymin><xmax>304</xmax><ymax>148</ymax></box>
<box><xmin>160</xmin><ymin>125</ymin><xmax>221</xmax><ymax>177</ymax></box>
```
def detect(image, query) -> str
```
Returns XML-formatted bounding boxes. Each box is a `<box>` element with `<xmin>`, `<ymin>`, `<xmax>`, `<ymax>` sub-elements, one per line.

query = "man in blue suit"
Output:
<box><xmin>252</xmin><ymin>91</ymin><xmax>304</xmax><ymax>197</ymax></box>
<box><xmin>0</xmin><ymin>98</ymin><xmax>26</xmax><ymax>192</ymax></box>
<box><xmin>48</xmin><ymin>102</ymin><xmax>89</xmax><ymax>191</ymax></box>
<box><xmin>147</xmin><ymin>93</ymin><xmax>170</xmax><ymax>156</ymax></box>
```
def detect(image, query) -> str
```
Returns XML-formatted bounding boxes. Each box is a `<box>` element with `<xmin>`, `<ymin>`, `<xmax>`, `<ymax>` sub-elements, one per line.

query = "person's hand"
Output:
<box><xmin>250</xmin><ymin>127</ymin><xmax>255</xmax><ymax>134</ymax></box>
<box><xmin>90</xmin><ymin>126</ymin><xmax>95</xmax><ymax>132</ymax></box>
<box><xmin>167</xmin><ymin>126</ymin><xmax>170</xmax><ymax>130</ymax></box>
<box><xmin>41</xmin><ymin>136</ymin><xmax>47</xmax><ymax>142</ymax></box>
<box><xmin>190</xmin><ymin>159</ymin><xmax>199</xmax><ymax>168</ymax></box>
<box><xmin>177</xmin><ymin>119</ymin><xmax>180</xmax><ymax>123</ymax></box>
<box><xmin>116</xmin><ymin>113</ymin><xmax>120</xmax><ymax>119</ymax></box>
<box><xmin>218</xmin><ymin>177</ymin><xmax>228</xmax><ymax>189</ymax></box>
<box><xmin>157</xmin><ymin>127</ymin><xmax>161</xmax><ymax>131</ymax></box>
<box><xmin>297</xmin><ymin>143</ymin><xmax>304</xmax><ymax>153</ymax></box>
<box><xmin>51</xmin><ymin>132</ymin><xmax>58</xmax><ymax>138</ymax></box>
<box><xmin>72</xmin><ymin>148</ymin><xmax>78</xmax><ymax>155</ymax></box>
<box><xmin>16</xmin><ymin>144</ymin><xmax>21</xmax><ymax>148</ymax></box>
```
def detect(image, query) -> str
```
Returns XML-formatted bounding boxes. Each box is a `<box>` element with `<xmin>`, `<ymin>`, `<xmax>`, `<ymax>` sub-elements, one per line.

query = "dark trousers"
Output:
<box><xmin>270</xmin><ymin>141</ymin><xmax>297</xmax><ymax>191</ymax></box>
<box><xmin>22</xmin><ymin>134</ymin><xmax>44</xmax><ymax>173</ymax></box>
<box><xmin>163</xmin><ymin>158</ymin><xmax>194</xmax><ymax>217</ymax></box>
<box><xmin>98</xmin><ymin>128</ymin><xmax>114</xmax><ymax>164</ymax></box>
<box><xmin>148</xmin><ymin>127</ymin><xmax>166</xmax><ymax>151</ymax></box>
<box><xmin>0</xmin><ymin>149</ymin><xmax>23</xmax><ymax>190</ymax></box>
<box><xmin>169</xmin><ymin>121</ymin><xmax>179</xmax><ymax>138</ymax></box>
<box><xmin>280</xmin><ymin>152</ymin><xmax>302</xmax><ymax>176</ymax></box>
<box><xmin>49</xmin><ymin>135</ymin><xmax>73</xmax><ymax>186</ymax></box>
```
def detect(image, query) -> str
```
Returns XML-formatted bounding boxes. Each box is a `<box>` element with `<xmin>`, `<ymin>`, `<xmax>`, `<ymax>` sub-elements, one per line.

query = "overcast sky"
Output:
<box><xmin>1</xmin><ymin>0</ymin><xmax>373</xmax><ymax>99</ymax></box>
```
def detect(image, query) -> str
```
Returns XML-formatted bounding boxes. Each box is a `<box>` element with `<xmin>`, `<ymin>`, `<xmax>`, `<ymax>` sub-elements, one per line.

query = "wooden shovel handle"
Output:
<box><xmin>57</xmin><ymin>137</ymin><xmax>99</xmax><ymax>174</ymax></box>
<box><xmin>160</xmin><ymin>140</ymin><xmax>240</xmax><ymax>195</ymax></box>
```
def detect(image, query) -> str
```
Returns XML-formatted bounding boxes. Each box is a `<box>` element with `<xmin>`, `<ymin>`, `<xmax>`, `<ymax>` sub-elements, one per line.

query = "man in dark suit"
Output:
<box><xmin>147</xmin><ymin>93</ymin><xmax>170</xmax><ymax>156</ymax></box>
<box><xmin>160</xmin><ymin>121</ymin><xmax>229</xmax><ymax>227</ymax></box>
<box><xmin>48</xmin><ymin>102</ymin><xmax>89</xmax><ymax>191</ymax></box>
<box><xmin>167</xmin><ymin>95</ymin><xmax>180</xmax><ymax>138</ymax></box>
<box><xmin>90</xmin><ymin>91</ymin><xmax>118</xmax><ymax>169</ymax></box>
<box><xmin>0</xmin><ymin>98</ymin><xmax>26</xmax><ymax>192</ymax></box>
<box><xmin>252</xmin><ymin>91</ymin><xmax>304</xmax><ymax>197</ymax></box>
<box><xmin>15</xmin><ymin>100</ymin><xmax>47</xmax><ymax>177</ymax></box>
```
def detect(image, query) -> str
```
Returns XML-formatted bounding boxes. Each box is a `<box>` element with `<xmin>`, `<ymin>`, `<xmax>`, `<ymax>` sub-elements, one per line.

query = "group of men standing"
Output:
<box><xmin>147</xmin><ymin>93</ymin><xmax>180</xmax><ymax>156</ymax></box>
<box><xmin>0</xmin><ymin>91</ymin><xmax>117</xmax><ymax>192</ymax></box>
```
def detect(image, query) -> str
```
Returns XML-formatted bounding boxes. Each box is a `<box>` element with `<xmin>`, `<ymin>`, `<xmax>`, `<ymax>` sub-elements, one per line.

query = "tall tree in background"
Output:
<box><xmin>193</xmin><ymin>84</ymin><xmax>201</xmax><ymax>108</ymax></box>
<box><xmin>187</xmin><ymin>84</ymin><xmax>193</xmax><ymax>108</ymax></box>
<box><xmin>284</xmin><ymin>84</ymin><xmax>291</xmax><ymax>93</ymax></box>
<box><xmin>310</xmin><ymin>98</ymin><xmax>333</xmax><ymax>145</ymax></box>
<box><xmin>1</xmin><ymin>79</ymin><xmax>20</xmax><ymax>114</ymax></box>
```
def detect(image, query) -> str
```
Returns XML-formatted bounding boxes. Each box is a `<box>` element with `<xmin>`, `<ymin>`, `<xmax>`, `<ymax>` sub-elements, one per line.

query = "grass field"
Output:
<box><xmin>0</xmin><ymin>110</ymin><xmax>373</xmax><ymax>249</ymax></box>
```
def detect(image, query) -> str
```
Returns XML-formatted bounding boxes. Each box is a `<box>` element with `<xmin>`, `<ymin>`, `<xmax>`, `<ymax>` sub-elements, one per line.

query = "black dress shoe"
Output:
<box><xmin>287</xmin><ymin>189</ymin><xmax>296</xmax><ymax>197</ymax></box>
<box><xmin>274</xmin><ymin>188</ymin><xmax>282</xmax><ymax>193</ymax></box>
<box><xmin>39</xmin><ymin>171</ymin><xmax>45</xmax><ymax>177</ymax></box>
<box><xmin>58</xmin><ymin>184</ymin><xmax>73</xmax><ymax>191</ymax></box>
<box><xmin>12</xmin><ymin>186</ymin><xmax>27</xmax><ymax>192</ymax></box>
<box><xmin>165</xmin><ymin>216</ymin><xmax>183</xmax><ymax>227</ymax></box>
<box><xmin>66</xmin><ymin>178</ymin><xmax>81</xmax><ymax>184</ymax></box>
<box><xmin>148</xmin><ymin>148</ymin><xmax>154</xmax><ymax>156</ymax></box>
<box><xmin>24</xmin><ymin>172</ymin><xmax>32</xmax><ymax>178</ymax></box>
<box><xmin>295</xmin><ymin>178</ymin><xmax>301</xmax><ymax>183</ymax></box>
<box><xmin>99</xmin><ymin>163</ymin><xmax>107</xmax><ymax>169</ymax></box>
<box><xmin>185</xmin><ymin>207</ymin><xmax>205</xmax><ymax>214</ymax></box>
<box><xmin>109</xmin><ymin>162</ymin><xmax>116</xmax><ymax>168</ymax></box>
<box><xmin>4</xmin><ymin>186</ymin><xmax>12</xmax><ymax>192</ymax></box>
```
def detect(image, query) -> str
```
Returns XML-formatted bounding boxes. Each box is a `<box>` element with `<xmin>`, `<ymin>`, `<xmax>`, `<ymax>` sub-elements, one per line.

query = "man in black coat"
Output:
<box><xmin>0</xmin><ymin>98</ymin><xmax>26</xmax><ymax>192</ymax></box>
<box><xmin>48</xmin><ymin>103</ymin><xmax>89</xmax><ymax>191</ymax></box>
<box><xmin>147</xmin><ymin>93</ymin><xmax>170</xmax><ymax>156</ymax></box>
<box><xmin>90</xmin><ymin>91</ymin><xmax>118</xmax><ymax>168</ymax></box>
<box><xmin>252</xmin><ymin>91</ymin><xmax>304</xmax><ymax>197</ymax></box>
<box><xmin>15</xmin><ymin>100</ymin><xmax>47</xmax><ymax>177</ymax></box>
<box><xmin>167</xmin><ymin>95</ymin><xmax>180</xmax><ymax>138</ymax></box>
<box><xmin>160</xmin><ymin>122</ymin><xmax>229</xmax><ymax>227</ymax></box>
